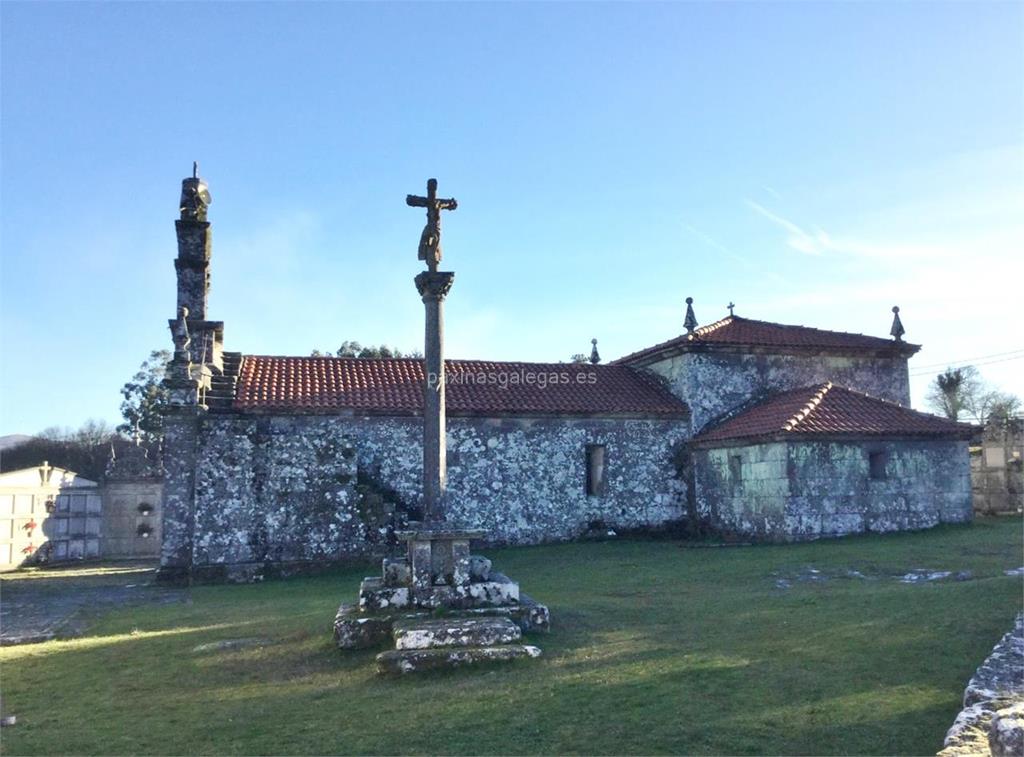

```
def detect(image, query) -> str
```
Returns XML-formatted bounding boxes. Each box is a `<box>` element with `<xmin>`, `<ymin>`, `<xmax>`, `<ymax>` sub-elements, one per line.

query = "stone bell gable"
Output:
<box><xmin>614</xmin><ymin>305</ymin><xmax>919</xmax><ymax>433</ymax></box>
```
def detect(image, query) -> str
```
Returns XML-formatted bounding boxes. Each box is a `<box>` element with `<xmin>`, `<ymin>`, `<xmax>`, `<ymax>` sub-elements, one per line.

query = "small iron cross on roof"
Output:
<box><xmin>406</xmin><ymin>178</ymin><xmax>457</xmax><ymax>272</ymax></box>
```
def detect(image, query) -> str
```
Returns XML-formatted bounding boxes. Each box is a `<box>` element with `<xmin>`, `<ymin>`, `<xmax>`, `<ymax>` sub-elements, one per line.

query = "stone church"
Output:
<box><xmin>158</xmin><ymin>171</ymin><xmax>975</xmax><ymax>582</ymax></box>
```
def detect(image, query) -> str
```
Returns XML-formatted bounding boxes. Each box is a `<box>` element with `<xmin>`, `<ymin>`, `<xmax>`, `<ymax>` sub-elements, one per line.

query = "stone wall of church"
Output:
<box><xmin>178</xmin><ymin>414</ymin><xmax>689</xmax><ymax>580</ymax></box>
<box><xmin>693</xmin><ymin>438</ymin><xmax>972</xmax><ymax>540</ymax></box>
<box><xmin>646</xmin><ymin>351</ymin><xmax>911</xmax><ymax>433</ymax></box>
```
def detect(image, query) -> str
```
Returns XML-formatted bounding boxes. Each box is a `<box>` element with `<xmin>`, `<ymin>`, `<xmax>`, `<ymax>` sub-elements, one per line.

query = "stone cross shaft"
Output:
<box><xmin>414</xmin><ymin>272</ymin><xmax>454</xmax><ymax>522</ymax></box>
<box><xmin>406</xmin><ymin>178</ymin><xmax>457</xmax><ymax>273</ymax></box>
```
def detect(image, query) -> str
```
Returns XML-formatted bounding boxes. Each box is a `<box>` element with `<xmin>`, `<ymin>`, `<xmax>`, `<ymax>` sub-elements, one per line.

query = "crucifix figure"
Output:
<box><xmin>406</xmin><ymin>178</ymin><xmax>457</xmax><ymax>272</ymax></box>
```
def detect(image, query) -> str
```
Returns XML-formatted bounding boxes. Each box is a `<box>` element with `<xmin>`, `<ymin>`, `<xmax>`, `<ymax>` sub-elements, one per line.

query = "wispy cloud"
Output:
<box><xmin>744</xmin><ymin>199</ymin><xmax>956</xmax><ymax>260</ymax></box>
<box><xmin>681</xmin><ymin>221</ymin><xmax>787</xmax><ymax>284</ymax></box>
<box><xmin>744</xmin><ymin>200</ymin><xmax>829</xmax><ymax>255</ymax></box>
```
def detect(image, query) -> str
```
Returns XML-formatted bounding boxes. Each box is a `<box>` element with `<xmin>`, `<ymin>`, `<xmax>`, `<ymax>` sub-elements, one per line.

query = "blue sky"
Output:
<box><xmin>2</xmin><ymin>2</ymin><xmax>1022</xmax><ymax>435</ymax></box>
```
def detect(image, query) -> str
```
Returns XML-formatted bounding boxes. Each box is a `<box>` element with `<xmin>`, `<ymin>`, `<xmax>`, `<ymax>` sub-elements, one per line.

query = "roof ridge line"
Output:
<box><xmin>690</xmin><ymin>316</ymin><xmax>734</xmax><ymax>340</ymax></box>
<box><xmin>782</xmin><ymin>381</ymin><xmax>833</xmax><ymax>432</ymax></box>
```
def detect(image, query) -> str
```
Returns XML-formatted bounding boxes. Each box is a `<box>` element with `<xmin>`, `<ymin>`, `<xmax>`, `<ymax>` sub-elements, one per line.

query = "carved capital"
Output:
<box><xmin>415</xmin><ymin>271</ymin><xmax>455</xmax><ymax>301</ymax></box>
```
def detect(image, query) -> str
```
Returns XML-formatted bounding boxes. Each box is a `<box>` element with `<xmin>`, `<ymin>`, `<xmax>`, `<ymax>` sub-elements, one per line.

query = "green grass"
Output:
<box><xmin>2</xmin><ymin>518</ymin><xmax>1022</xmax><ymax>755</ymax></box>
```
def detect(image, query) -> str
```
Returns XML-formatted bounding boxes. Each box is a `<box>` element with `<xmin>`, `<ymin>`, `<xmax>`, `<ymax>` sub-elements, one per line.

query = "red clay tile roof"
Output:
<box><xmin>233</xmin><ymin>356</ymin><xmax>689</xmax><ymax>418</ymax></box>
<box><xmin>614</xmin><ymin>316</ymin><xmax>920</xmax><ymax>364</ymax></box>
<box><xmin>693</xmin><ymin>382</ymin><xmax>975</xmax><ymax>444</ymax></box>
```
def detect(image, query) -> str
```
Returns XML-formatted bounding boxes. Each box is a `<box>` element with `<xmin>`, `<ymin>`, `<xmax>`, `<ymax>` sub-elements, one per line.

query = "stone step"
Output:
<box><xmin>334</xmin><ymin>596</ymin><xmax>551</xmax><ymax>650</ymax></box>
<box><xmin>392</xmin><ymin>616</ymin><xmax>521</xmax><ymax>650</ymax></box>
<box><xmin>376</xmin><ymin>644</ymin><xmax>541</xmax><ymax>675</ymax></box>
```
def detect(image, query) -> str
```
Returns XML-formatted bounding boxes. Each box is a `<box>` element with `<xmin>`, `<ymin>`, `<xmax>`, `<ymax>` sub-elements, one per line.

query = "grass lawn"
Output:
<box><xmin>2</xmin><ymin>517</ymin><xmax>1021</xmax><ymax>756</ymax></box>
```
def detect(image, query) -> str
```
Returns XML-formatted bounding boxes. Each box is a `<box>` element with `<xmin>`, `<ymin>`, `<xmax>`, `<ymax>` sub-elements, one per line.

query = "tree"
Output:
<box><xmin>926</xmin><ymin>367</ymin><xmax>976</xmax><ymax>421</ymax></box>
<box><xmin>312</xmin><ymin>342</ymin><xmax>421</xmax><ymax>359</ymax></box>
<box><xmin>926</xmin><ymin>365</ymin><xmax>1021</xmax><ymax>425</ymax></box>
<box><xmin>968</xmin><ymin>391</ymin><xmax>1021</xmax><ymax>427</ymax></box>
<box><xmin>0</xmin><ymin>421</ymin><xmax>120</xmax><ymax>480</ymax></box>
<box><xmin>119</xmin><ymin>349</ymin><xmax>171</xmax><ymax>442</ymax></box>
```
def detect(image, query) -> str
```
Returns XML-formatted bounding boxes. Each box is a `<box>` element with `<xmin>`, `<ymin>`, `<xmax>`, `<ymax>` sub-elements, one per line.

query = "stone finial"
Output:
<box><xmin>684</xmin><ymin>297</ymin><xmax>698</xmax><ymax>334</ymax></box>
<box><xmin>179</xmin><ymin>167</ymin><xmax>211</xmax><ymax>222</ymax></box>
<box><xmin>589</xmin><ymin>338</ymin><xmax>601</xmax><ymax>365</ymax></box>
<box><xmin>890</xmin><ymin>305</ymin><xmax>905</xmax><ymax>342</ymax></box>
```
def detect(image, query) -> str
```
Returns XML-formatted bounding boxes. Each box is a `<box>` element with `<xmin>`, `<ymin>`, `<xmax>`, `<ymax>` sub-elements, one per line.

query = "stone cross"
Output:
<box><xmin>409</xmin><ymin>179</ymin><xmax>458</xmax><ymax>523</ymax></box>
<box><xmin>38</xmin><ymin>460</ymin><xmax>53</xmax><ymax>486</ymax></box>
<box><xmin>406</xmin><ymin>178</ymin><xmax>457</xmax><ymax>273</ymax></box>
<box><xmin>728</xmin><ymin>301</ymin><xmax>735</xmax><ymax>317</ymax></box>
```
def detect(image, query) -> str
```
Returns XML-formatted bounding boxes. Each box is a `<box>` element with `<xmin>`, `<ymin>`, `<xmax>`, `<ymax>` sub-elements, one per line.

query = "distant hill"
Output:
<box><xmin>0</xmin><ymin>434</ymin><xmax>35</xmax><ymax>451</ymax></box>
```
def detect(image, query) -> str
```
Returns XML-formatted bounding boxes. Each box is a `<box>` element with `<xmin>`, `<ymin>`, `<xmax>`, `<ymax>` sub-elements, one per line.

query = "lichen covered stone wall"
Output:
<box><xmin>694</xmin><ymin>439</ymin><xmax>971</xmax><ymax>540</ymax></box>
<box><xmin>159</xmin><ymin>413</ymin><xmax>200</xmax><ymax>581</ymax></box>
<box><xmin>647</xmin><ymin>351</ymin><xmax>911</xmax><ymax>432</ymax></box>
<box><xmin>179</xmin><ymin>414</ymin><xmax>688</xmax><ymax>578</ymax></box>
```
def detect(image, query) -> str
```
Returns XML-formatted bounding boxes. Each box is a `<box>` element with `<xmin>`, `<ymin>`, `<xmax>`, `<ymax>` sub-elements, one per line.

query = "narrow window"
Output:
<box><xmin>869</xmin><ymin>451</ymin><xmax>887</xmax><ymax>480</ymax></box>
<box><xmin>729</xmin><ymin>454</ymin><xmax>743</xmax><ymax>493</ymax></box>
<box><xmin>585</xmin><ymin>445</ymin><xmax>606</xmax><ymax>496</ymax></box>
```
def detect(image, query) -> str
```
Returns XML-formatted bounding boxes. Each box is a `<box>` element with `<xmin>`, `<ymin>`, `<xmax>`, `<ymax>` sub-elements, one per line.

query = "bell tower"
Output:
<box><xmin>169</xmin><ymin>163</ymin><xmax>224</xmax><ymax>378</ymax></box>
<box><xmin>159</xmin><ymin>164</ymin><xmax>224</xmax><ymax>584</ymax></box>
<box><xmin>175</xmin><ymin>162</ymin><xmax>212</xmax><ymax>319</ymax></box>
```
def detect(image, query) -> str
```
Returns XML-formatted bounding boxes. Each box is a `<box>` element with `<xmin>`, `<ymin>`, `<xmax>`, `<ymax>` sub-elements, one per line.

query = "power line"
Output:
<box><xmin>911</xmin><ymin>348</ymin><xmax>1024</xmax><ymax>372</ymax></box>
<box><xmin>910</xmin><ymin>354</ymin><xmax>1024</xmax><ymax>377</ymax></box>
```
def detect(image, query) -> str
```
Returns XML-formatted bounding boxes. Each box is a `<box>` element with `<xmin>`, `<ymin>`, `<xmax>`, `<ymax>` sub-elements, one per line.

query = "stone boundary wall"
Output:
<box><xmin>940</xmin><ymin>613</ymin><xmax>1024</xmax><ymax>756</ymax></box>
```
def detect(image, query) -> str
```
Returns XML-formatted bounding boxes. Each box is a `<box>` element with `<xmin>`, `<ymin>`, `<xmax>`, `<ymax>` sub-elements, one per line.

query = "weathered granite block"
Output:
<box><xmin>392</xmin><ymin>616</ymin><xmax>521</xmax><ymax>650</ymax></box>
<box><xmin>990</xmin><ymin>702</ymin><xmax>1024</xmax><ymax>757</ymax></box>
<box><xmin>451</xmin><ymin>539</ymin><xmax>471</xmax><ymax>585</ymax></box>
<box><xmin>333</xmin><ymin>604</ymin><xmax>394</xmax><ymax>649</ymax></box>
<box><xmin>409</xmin><ymin>539</ymin><xmax>433</xmax><ymax>591</ymax></box>
<box><xmin>468</xmin><ymin>554</ymin><xmax>492</xmax><ymax>581</ymax></box>
<box><xmin>514</xmin><ymin>594</ymin><xmax>551</xmax><ymax>633</ymax></box>
<box><xmin>358</xmin><ymin>578</ymin><xmax>410</xmax><ymax>611</ymax></box>
<box><xmin>376</xmin><ymin>644</ymin><xmax>541</xmax><ymax>675</ymax></box>
<box><xmin>382</xmin><ymin>557</ymin><xmax>411</xmax><ymax>587</ymax></box>
<box><xmin>407</xmin><ymin>573</ymin><xmax>520</xmax><ymax>609</ymax></box>
<box><xmin>461</xmin><ymin>573</ymin><xmax>519</xmax><ymax>606</ymax></box>
<box><xmin>941</xmin><ymin>614</ymin><xmax>1024</xmax><ymax>757</ymax></box>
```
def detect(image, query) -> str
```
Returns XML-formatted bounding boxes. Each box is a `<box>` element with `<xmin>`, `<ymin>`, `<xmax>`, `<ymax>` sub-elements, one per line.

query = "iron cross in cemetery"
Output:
<box><xmin>406</xmin><ymin>178</ymin><xmax>457</xmax><ymax>272</ymax></box>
